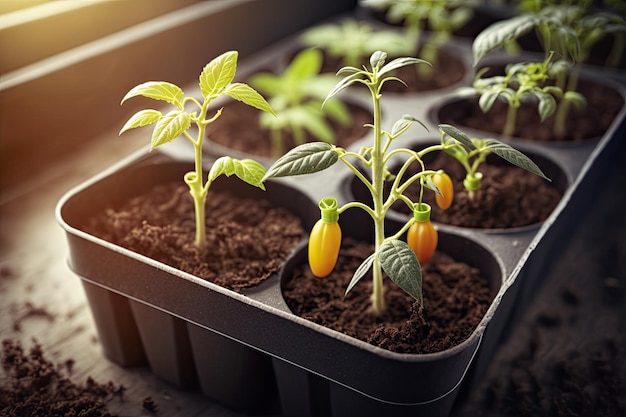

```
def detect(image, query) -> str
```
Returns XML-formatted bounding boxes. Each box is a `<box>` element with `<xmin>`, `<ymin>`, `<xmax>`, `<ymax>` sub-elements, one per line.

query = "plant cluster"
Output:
<box><xmin>299</xmin><ymin>18</ymin><xmax>409</xmax><ymax>68</ymax></box>
<box><xmin>262</xmin><ymin>51</ymin><xmax>548</xmax><ymax>314</ymax></box>
<box><xmin>361</xmin><ymin>0</ymin><xmax>478</xmax><ymax>72</ymax></box>
<box><xmin>469</xmin><ymin>0</ymin><xmax>625</xmax><ymax>138</ymax></box>
<box><xmin>248</xmin><ymin>48</ymin><xmax>353</xmax><ymax>157</ymax></box>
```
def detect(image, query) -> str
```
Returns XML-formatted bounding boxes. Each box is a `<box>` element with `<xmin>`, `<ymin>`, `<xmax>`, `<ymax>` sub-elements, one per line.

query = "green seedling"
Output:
<box><xmin>299</xmin><ymin>18</ymin><xmax>410</xmax><ymax>68</ymax></box>
<box><xmin>262</xmin><ymin>50</ymin><xmax>470</xmax><ymax>315</ymax></box>
<box><xmin>472</xmin><ymin>0</ymin><xmax>625</xmax><ymax>138</ymax></box>
<box><xmin>439</xmin><ymin>128</ymin><xmax>551</xmax><ymax>201</ymax></box>
<box><xmin>119</xmin><ymin>51</ymin><xmax>275</xmax><ymax>247</ymax></box>
<box><xmin>361</xmin><ymin>0</ymin><xmax>477</xmax><ymax>73</ymax></box>
<box><xmin>248</xmin><ymin>48</ymin><xmax>352</xmax><ymax>157</ymax></box>
<box><xmin>457</xmin><ymin>52</ymin><xmax>585</xmax><ymax>138</ymax></box>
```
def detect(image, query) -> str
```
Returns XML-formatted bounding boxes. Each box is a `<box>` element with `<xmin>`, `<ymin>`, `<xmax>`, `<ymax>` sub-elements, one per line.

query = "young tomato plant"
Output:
<box><xmin>472</xmin><ymin>1</ymin><xmax>624</xmax><ymax>138</ymax></box>
<box><xmin>457</xmin><ymin>53</ymin><xmax>576</xmax><ymax>138</ymax></box>
<box><xmin>438</xmin><ymin>125</ymin><xmax>550</xmax><ymax>200</ymax></box>
<box><xmin>262</xmin><ymin>51</ymin><xmax>471</xmax><ymax>314</ymax></box>
<box><xmin>119</xmin><ymin>50</ymin><xmax>275</xmax><ymax>247</ymax></box>
<box><xmin>248</xmin><ymin>48</ymin><xmax>352</xmax><ymax>158</ymax></box>
<box><xmin>299</xmin><ymin>18</ymin><xmax>409</xmax><ymax>68</ymax></box>
<box><xmin>361</xmin><ymin>0</ymin><xmax>476</xmax><ymax>74</ymax></box>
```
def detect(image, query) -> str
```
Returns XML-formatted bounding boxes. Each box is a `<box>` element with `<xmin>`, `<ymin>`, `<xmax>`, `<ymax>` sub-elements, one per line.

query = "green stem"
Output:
<box><xmin>503</xmin><ymin>102</ymin><xmax>518</xmax><ymax>138</ymax></box>
<box><xmin>553</xmin><ymin>66</ymin><xmax>580</xmax><ymax>139</ymax></box>
<box><xmin>369</xmin><ymin>82</ymin><xmax>385</xmax><ymax>315</ymax></box>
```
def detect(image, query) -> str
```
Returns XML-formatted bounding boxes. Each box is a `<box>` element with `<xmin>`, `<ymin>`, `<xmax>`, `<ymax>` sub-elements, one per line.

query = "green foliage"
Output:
<box><xmin>440</xmin><ymin>125</ymin><xmax>549</xmax><ymax>198</ymax></box>
<box><xmin>120</xmin><ymin>51</ymin><xmax>274</xmax><ymax>246</ymax></box>
<box><xmin>361</xmin><ymin>0</ymin><xmax>477</xmax><ymax>69</ymax></box>
<box><xmin>456</xmin><ymin>53</ymin><xmax>581</xmax><ymax>137</ymax></box>
<box><xmin>299</xmin><ymin>18</ymin><xmax>410</xmax><ymax>68</ymax></box>
<box><xmin>248</xmin><ymin>48</ymin><xmax>352</xmax><ymax>157</ymax></box>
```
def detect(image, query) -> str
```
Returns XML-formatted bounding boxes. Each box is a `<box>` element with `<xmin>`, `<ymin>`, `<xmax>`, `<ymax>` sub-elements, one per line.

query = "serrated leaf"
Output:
<box><xmin>150</xmin><ymin>110</ymin><xmax>191</xmax><ymax>150</ymax></box>
<box><xmin>483</xmin><ymin>139</ymin><xmax>549</xmax><ymax>180</ymax></box>
<box><xmin>199</xmin><ymin>51</ymin><xmax>238</xmax><ymax>99</ymax></box>
<box><xmin>378</xmin><ymin>240</ymin><xmax>423</xmax><ymax>305</ymax></box>
<box><xmin>438</xmin><ymin>124</ymin><xmax>476</xmax><ymax>150</ymax></box>
<box><xmin>208</xmin><ymin>157</ymin><xmax>267</xmax><ymax>190</ymax></box>
<box><xmin>345</xmin><ymin>253</ymin><xmax>375</xmax><ymax>296</ymax></box>
<box><xmin>473</xmin><ymin>14</ymin><xmax>538</xmax><ymax>65</ymax></box>
<box><xmin>119</xmin><ymin>109</ymin><xmax>162</xmax><ymax>135</ymax></box>
<box><xmin>536</xmin><ymin>91</ymin><xmax>557</xmax><ymax>122</ymax></box>
<box><xmin>262</xmin><ymin>142</ymin><xmax>339</xmax><ymax>180</ymax></box>
<box><xmin>121</xmin><ymin>81</ymin><xmax>184</xmax><ymax>108</ymax></box>
<box><xmin>223</xmin><ymin>83</ymin><xmax>275</xmax><ymax>116</ymax></box>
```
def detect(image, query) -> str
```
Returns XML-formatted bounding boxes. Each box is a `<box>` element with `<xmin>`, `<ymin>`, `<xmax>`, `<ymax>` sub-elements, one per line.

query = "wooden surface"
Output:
<box><xmin>2</xmin><ymin>125</ymin><xmax>624</xmax><ymax>416</ymax></box>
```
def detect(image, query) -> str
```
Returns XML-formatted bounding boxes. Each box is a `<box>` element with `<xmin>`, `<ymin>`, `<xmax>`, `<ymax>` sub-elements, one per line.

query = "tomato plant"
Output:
<box><xmin>262</xmin><ymin>51</ymin><xmax>549</xmax><ymax>314</ymax></box>
<box><xmin>248</xmin><ymin>48</ymin><xmax>352</xmax><ymax>158</ymax></box>
<box><xmin>119</xmin><ymin>51</ymin><xmax>274</xmax><ymax>246</ymax></box>
<box><xmin>439</xmin><ymin>125</ymin><xmax>549</xmax><ymax>199</ymax></box>
<box><xmin>308</xmin><ymin>197</ymin><xmax>342</xmax><ymax>277</ymax></box>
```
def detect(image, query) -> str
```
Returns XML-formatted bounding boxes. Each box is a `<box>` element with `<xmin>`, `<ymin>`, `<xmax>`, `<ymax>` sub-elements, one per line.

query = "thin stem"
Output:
<box><xmin>368</xmin><ymin>80</ymin><xmax>385</xmax><ymax>315</ymax></box>
<box><xmin>503</xmin><ymin>102</ymin><xmax>518</xmax><ymax>138</ymax></box>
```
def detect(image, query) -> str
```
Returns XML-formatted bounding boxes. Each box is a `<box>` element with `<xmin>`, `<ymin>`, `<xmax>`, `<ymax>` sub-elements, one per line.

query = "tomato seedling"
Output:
<box><xmin>438</xmin><ymin>126</ymin><xmax>550</xmax><ymax>200</ymax></box>
<box><xmin>472</xmin><ymin>0</ymin><xmax>625</xmax><ymax>138</ymax></box>
<box><xmin>120</xmin><ymin>51</ymin><xmax>275</xmax><ymax>247</ymax></box>
<box><xmin>362</xmin><ymin>0</ymin><xmax>476</xmax><ymax>74</ymax></box>
<box><xmin>248</xmin><ymin>48</ymin><xmax>352</xmax><ymax>157</ymax></box>
<box><xmin>456</xmin><ymin>53</ymin><xmax>578</xmax><ymax>138</ymax></box>
<box><xmin>263</xmin><ymin>51</ymin><xmax>475</xmax><ymax>314</ymax></box>
<box><xmin>299</xmin><ymin>18</ymin><xmax>409</xmax><ymax>68</ymax></box>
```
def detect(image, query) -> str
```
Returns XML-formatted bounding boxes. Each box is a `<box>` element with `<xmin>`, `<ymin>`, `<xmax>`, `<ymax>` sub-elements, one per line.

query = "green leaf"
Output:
<box><xmin>208</xmin><ymin>157</ymin><xmax>267</xmax><ymax>190</ymax></box>
<box><xmin>119</xmin><ymin>109</ymin><xmax>162</xmax><ymax>135</ymax></box>
<box><xmin>483</xmin><ymin>139</ymin><xmax>550</xmax><ymax>180</ymax></box>
<box><xmin>284</xmin><ymin>48</ymin><xmax>322</xmax><ymax>80</ymax></box>
<box><xmin>370</xmin><ymin>50</ymin><xmax>387</xmax><ymax>71</ymax></box>
<box><xmin>473</xmin><ymin>14</ymin><xmax>537</xmax><ymax>65</ymax></box>
<box><xmin>345</xmin><ymin>253</ymin><xmax>375</xmax><ymax>296</ymax></box>
<box><xmin>379</xmin><ymin>56</ymin><xmax>431</xmax><ymax>77</ymax></box>
<box><xmin>378</xmin><ymin>240</ymin><xmax>423</xmax><ymax>305</ymax></box>
<box><xmin>262</xmin><ymin>142</ymin><xmax>339</xmax><ymax>180</ymax></box>
<box><xmin>563</xmin><ymin>91</ymin><xmax>587</xmax><ymax>108</ymax></box>
<box><xmin>391</xmin><ymin>115</ymin><xmax>428</xmax><ymax>137</ymax></box>
<box><xmin>223</xmin><ymin>83</ymin><xmax>276</xmax><ymax>116</ymax></box>
<box><xmin>121</xmin><ymin>81</ymin><xmax>184</xmax><ymax>108</ymax></box>
<box><xmin>536</xmin><ymin>91</ymin><xmax>557</xmax><ymax>122</ymax></box>
<box><xmin>438</xmin><ymin>124</ymin><xmax>477</xmax><ymax>150</ymax></box>
<box><xmin>199</xmin><ymin>50</ymin><xmax>238</xmax><ymax>99</ymax></box>
<box><xmin>478</xmin><ymin>90</ymin><xmax>500</xmax><ymax>113</ymax></box>
<box><xmin>323</xmin><ymin>71</ymin><xmax>363</xmax><ymax>105</ymax></box>
<box><xmin>150</xmin><ymin>110</ymin><xmax>191</xmax><ymax>150</ymax></box>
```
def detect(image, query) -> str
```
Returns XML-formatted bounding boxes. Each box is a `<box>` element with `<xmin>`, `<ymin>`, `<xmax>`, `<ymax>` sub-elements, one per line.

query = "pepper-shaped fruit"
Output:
<box><xmin>432</xmin><ymin>171</ymin><xmax>454</xmax><ymax>210</ymax></box>
<box><xmin>407</xmin><ymin>203</ymin><xmax>438</xmax><ymax>264</ymax></box>
<box><xmin>308</xmin><ymin>197</ymin><xmax>342</xmax><ymax>277</ymax></box>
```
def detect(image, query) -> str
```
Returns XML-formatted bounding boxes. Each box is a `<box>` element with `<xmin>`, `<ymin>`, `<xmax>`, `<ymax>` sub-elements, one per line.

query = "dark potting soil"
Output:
<box><xmin>0</xmin><ymin>339</ymin><xmax>125</xmax><ymax>417</ymax></box>
<box><xmin>205</xmin><ymin>99</ymin><xmax>372</xmax><ymax>160</ymax></box>
<box><xmin>283</xmin><ymin>238</ymin><xmax>493</xmax><ymax>354</ymax></box>
<box><xmin>85</xmin><ymin>182</ymin><xmax>304</xmax><ymax>291</ymax></box>
<box><xmin>439</xmin><ymin>76</ymin><xmax>624</xmax><ymax>142</ymax></box>
<box><xmin>388</xmin><ymin>151</ymin><xmax>562</xmax><ymax>229</ymax></box>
